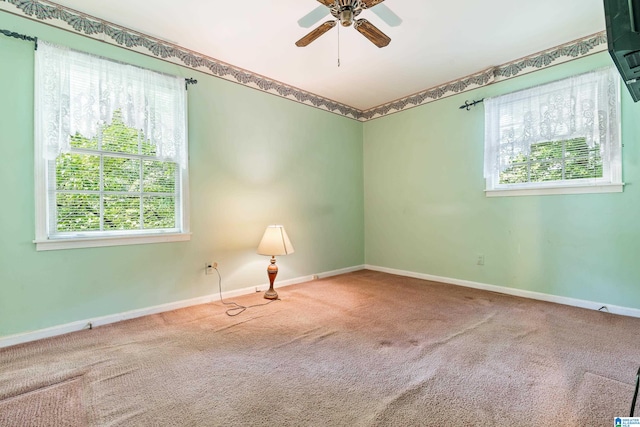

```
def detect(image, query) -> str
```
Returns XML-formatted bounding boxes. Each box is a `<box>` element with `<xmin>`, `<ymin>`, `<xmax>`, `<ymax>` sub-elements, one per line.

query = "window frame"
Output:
<box><xmin>33</xmin><ymin>48</ymin><xmax>190</xmax><ymax>251</ymax></box>
<box><xmin>484</xmin><ymin>67</ymin><xmax>623</xmax><ymax>198</ymax></box>
<box><xmin>34</xmin><ymin>147</ymin><xmax>191</xmax><ymax>252</ymax></box>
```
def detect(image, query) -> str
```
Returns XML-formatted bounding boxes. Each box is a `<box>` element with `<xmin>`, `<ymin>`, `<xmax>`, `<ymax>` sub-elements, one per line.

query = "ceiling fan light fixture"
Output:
<box><xmin>339</xmin><ymin>8</ymin><xmax>354</xmax><ymax>26</ymax></box>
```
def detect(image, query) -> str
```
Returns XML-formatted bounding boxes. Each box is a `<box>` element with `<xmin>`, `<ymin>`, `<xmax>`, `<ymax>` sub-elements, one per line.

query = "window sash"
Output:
<box><xmin>47</xmin><ymin>150</ymin><xmax>181</xmax><ymax>238</ymax></box>
<box><xmin>498</xmin><ymin>138</ymin><xmax>604</xmax><ymax>186</ymax></box>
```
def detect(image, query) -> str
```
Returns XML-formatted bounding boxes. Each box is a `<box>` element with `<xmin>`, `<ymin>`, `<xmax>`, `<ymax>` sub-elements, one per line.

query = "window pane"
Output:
<box><xmin>565</xmin><ymin>138</ymin><xmax>591</xmax><ymax>158</ymax></box>
<box><xmin>143</xmin><ymin>160</ymin><xmax>176</xmax><ymax>193</ymax></box>
<box><xmin>103</xmin><ymin>157</ymin><xmax>141</xmax><ymax>192</ymax></box>
<box><xmin>101</xmin><ymin>110</ymin><xmax>144</xmax><ymax>155</ymax></box>
<box><xmin>56</xmin><ymin>153</ymin><xmax>100</xmax><ymax>191</ymax></box>
<box><xmin>70</xmin><ymin>133</ymin><xmax>98</xmax><ymax>150</ymax></box>
<box><xmin>530</xmin><ymin>141</ymin><xmax>562</xmax><ymax>162</ymax></box>
<box><xmin>500</xmin><ymin>164</ymin><xmax>528</xmax><ymax>184</ymax></box>
<box><xmin>566</xmin><ymin>157</ymin><xmax>603</xmax><ymax>180</ymax></box>
<box><xmin>104</xmin><ymin>196</ymin><xmax>140</xmax><ymax>230</ymax></box>
<box><xmin>141</xmin><ymin>139</ymin><xmax>157</xmax><ymax>157</ymax></box>
<box><xmin>143</xmin><ymin>196</ymin><xmax>176</xmax><ymax>229</ymax></box>
<box><xmin>530</xmin><ymin>161</ymin><xmax>562</xmax><ymax>182</ymax></box>
<box><xmin>56</xmin><ymin>193</ymin><xmax>100</xmax><ymax>232</ymax></box>
<box><xmin>589</xmin><ymin>151</ymin><xmax>604</xmax><ymax>177</ymax></box>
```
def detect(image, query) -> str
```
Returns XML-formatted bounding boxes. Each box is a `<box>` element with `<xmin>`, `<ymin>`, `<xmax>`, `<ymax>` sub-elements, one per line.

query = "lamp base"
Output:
<box><xmin>264</xmin><ymin>288</ymin><xmax>279</xmax><ymax>300</ymax></box>
<box><xmin>264</xmin><ymin>256</ymin><xmax>279</xmax><ymax>300</ymax></box>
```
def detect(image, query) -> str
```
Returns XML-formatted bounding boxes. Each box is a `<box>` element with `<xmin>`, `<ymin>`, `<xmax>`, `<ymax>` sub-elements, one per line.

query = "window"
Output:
<box><xmin>34</xmin><ymin>41</ymin><xmax>189</xmax><ymax>250</ymax></box>
<box><xmin>484</xmin><ymin>67</ymin><xmax>622</xmax><ymax>197</ymax></box>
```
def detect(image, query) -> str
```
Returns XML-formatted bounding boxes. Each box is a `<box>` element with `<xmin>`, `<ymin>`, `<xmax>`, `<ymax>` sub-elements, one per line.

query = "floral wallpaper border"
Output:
<box><xmin>0</xmin><ymin>0</ymin><xmax>608</xmax><ymax>121</ymax></box>
<box><xmin>361</xmin><ymin>32</ymin><xmax>608</xmax><ymax>120</ymax></box>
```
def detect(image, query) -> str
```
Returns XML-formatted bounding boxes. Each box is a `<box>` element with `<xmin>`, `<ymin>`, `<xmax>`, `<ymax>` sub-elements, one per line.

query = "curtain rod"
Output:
<box><xmin>459</xmin><ymin>99</ymin><xmax>484</xmax><ymax>111</ymax></box>
<box><xmin>0</xmin><ymin>28</ymin><xmax>198</xmax><ymax>89</ymax></box>
<box><xmin>185</xmin><ymin>77</ymin><xmax>198</xmax><ymax>90</ymax></box>
<box><xmin>0</xmin><ymin>29</ymin><xmax>37</xmax><ymax>49</ymax></box>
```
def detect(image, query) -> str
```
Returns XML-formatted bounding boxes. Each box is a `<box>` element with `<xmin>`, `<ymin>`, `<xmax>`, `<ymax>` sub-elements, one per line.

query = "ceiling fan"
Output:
<box><xmin>295</xmin><ymin>0</ymin><xmax>401</xmax><ymax>48</ymax></box>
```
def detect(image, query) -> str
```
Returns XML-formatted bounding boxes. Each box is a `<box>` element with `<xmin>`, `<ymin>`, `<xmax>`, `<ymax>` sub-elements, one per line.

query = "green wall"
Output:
<box><xmin>364</xmin><ymin>53</ymin><xmax>640</xmax><ymax>309</ymax></box>
<box><xmin>0</xmin><ymin>12</ymin><xmax>364</xmax><ymax>337</ymax></box>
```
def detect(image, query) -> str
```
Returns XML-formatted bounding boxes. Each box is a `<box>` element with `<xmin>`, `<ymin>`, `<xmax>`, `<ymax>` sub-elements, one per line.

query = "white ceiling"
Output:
<box><xmin>49</xmin><ymin>0</ymin><xmax>606</xmax><ymax>110</ymax></box>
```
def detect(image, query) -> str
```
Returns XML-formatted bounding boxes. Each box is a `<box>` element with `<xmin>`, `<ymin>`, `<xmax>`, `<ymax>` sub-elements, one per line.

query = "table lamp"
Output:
<box><xmin>257</xmin><ymin>225</ymin><xmax>294</xmax><ymax>300</ymax></box>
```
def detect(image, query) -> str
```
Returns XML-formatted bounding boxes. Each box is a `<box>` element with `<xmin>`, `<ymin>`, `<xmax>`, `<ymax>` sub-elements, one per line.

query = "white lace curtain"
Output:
<box><xmin>484</xmin><ymin>66</ymin><xmax>620</xmax><ymax>182</ymax></box>
<box><xmin>35</xmin><ymin>40</ymin><xmax>187</xmax><ymax>168</ymax></box>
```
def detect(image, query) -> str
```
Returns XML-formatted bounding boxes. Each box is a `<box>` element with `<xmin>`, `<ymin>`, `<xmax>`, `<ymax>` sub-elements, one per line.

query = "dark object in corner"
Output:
<box><xmin>604</xmin><ymin>0</ymin><xmax>640</xmax><ymax>102</ymax></box>
<box><xmin>631</xmin><ymin>365</ymin><xmax>640</xmax><ymax>416</ymax></box>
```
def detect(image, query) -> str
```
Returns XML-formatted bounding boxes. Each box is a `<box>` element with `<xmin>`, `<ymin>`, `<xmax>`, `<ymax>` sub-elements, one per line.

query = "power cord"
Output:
<box><xmin>214</xmin><ymin>266</ymin><xmax>279</xmax><ymax>316</ymax></box>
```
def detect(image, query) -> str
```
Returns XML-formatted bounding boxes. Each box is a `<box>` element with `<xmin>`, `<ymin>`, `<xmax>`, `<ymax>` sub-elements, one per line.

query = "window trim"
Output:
<box><xmin>34</xmin><ymin>232</ymin><xmax>192</xmax><ymax>251</ymax></box>
<box><xmin>485</xmin><ymin>182</ymin><xmax>624</xmax><ymax>198</ymax></box>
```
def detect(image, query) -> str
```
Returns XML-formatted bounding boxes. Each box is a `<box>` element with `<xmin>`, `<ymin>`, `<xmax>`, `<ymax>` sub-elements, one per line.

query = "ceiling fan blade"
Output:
<box><xmin>316</xmin><ymin>0</ymin><xmax>334</xmax><ymax>6</ymax></box>
<box><xmin>370</xmin><ymin>4</ymin><xmax>402</xmax><ymax>27</ymax></box>
<box><xmin>354</xmin><ymin>19</ymin><xmax>391</xmax><ymax>48</ymax></box>
<box><xmin>360</xmin><ymin>0</ymin><xmax>385</xmax><ymax>8</ymax></box>
<box><xmin>295</xmin><ymin>20</ymin><xmax>337</xmax><ymax>47</ymax></box>
<box><xmin>298</xmin><ymin>5</ymin><xmax>330</xmax><ymax>28</ymax></box>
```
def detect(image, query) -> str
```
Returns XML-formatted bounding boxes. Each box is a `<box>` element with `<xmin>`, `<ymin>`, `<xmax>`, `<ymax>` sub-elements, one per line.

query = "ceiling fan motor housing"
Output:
<box><xmin>332</xmin><ymin>0</ymin><xmax>362</xmax><ymax>27</ymax></box>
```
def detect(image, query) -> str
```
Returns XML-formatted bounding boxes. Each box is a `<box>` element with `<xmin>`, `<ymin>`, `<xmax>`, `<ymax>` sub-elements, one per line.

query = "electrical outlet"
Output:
<box><xmin>477</xmin><ymin>255</ymin><xmax>485</xmax><ymax>266</ymax></box>
<box><xmin>205</xmin><ymin>262</ymin><xmax>214</xmax><ymax>275</ymax></box>
<box><xmin>312</xmin><ymin>274</ymin><xmax>319</xmax><ymax>280</ymax></box>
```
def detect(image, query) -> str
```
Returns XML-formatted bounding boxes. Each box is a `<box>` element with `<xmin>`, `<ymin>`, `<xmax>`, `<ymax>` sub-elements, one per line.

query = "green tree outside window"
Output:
<box><xmin>500</xmin><ymin>138</ymin><xmax>603</xmax><ymax>185</ymax></box>
<box><xmin>55</xmin><ymin>110</ymin><xmax>177</xmax><ymax>233</ymax></box>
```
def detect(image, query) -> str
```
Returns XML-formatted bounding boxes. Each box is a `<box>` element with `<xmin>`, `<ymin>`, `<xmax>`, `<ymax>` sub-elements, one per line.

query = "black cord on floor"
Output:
<box><xmin>214</xmin><ymin>267</ymin><xmax>279</xmax><ymax>316</ymax></box>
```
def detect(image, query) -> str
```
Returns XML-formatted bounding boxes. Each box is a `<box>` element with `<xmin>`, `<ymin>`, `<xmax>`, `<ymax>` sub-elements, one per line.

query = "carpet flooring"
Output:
<box><xmin>1</xmin><ymin>270</ymin><xmax>639</xmax><ymax>426</ymax></box>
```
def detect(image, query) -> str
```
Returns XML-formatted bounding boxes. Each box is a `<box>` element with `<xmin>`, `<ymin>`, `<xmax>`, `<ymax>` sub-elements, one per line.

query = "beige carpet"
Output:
<box><xmin>1</xmin><ymin>270</ymin><xmax>639</xmax><ymax>426</ymax></box>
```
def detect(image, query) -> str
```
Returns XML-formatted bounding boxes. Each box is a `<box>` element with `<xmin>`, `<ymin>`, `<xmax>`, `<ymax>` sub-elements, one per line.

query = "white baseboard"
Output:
<box><xmin>364</xmin><ymin>264</ymin><xmax>640</xmax><ymax>319</ymax></box>
<box><xmin>0</xmin><ymin>264</ymin><xmax>365</xmax><ymax>349</ymax></box>
<box><xmin>13</xmin><ymin>263</ymin><xmax>630</xmax><ymax>348</ymax></box>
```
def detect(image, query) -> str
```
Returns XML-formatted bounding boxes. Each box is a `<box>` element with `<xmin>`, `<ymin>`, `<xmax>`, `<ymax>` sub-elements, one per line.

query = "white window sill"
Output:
<box><xmin>485</xmin><ymin>183</ymin><xmax>624</xmax><ymax>197</ymax></box>
<box><xmin>34</xmin><ymin>233</ymin><xmax>191</xmax><ymax>251</ymax></box>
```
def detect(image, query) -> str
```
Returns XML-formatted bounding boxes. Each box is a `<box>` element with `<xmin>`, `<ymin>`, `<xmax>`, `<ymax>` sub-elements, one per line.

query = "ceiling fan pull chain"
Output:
<box><xmin>337</xmin><ymin>21</ymin><xmax>341</xmax><ymax>67</ymax></box>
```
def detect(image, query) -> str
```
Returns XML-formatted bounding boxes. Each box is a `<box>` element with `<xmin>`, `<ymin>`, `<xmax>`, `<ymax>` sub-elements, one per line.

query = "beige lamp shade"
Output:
<box><xmin>257</xmin><ymin>225</ymin><xmax>295</xmax><ymax>256</ymax></box>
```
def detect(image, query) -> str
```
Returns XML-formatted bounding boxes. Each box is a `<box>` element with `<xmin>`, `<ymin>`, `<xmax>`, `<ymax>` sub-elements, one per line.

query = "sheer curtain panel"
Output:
<box><xmin>35</xmin><ymin>40</ymin><xmax>187</xmax><ymax>168</ymax></box>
